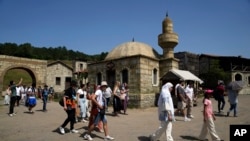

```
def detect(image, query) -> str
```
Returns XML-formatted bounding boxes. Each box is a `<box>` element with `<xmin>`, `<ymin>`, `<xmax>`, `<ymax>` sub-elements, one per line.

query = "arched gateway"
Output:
<box><xmin>0</xmin><ymin>55</ymin><xmax>47</xmax><ymax>92</ymax></box>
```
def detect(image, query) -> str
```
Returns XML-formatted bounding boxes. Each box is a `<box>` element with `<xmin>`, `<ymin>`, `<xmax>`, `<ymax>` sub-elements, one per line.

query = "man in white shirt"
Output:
<box><xmin>20</xmin><ymin>85</ymin><xmax>27</xmax><ymax>104</ymax></box>
<box><xmin>185</xmin><ymin>82</ymin><xmax>194</xmax><ymax>118</ymax></box>
<box><xmin>16</xmin><ymin>85</ymin><xmax>21</xmax><ymax>106</ymax></box>
<box><xmin>84</xmin><ymin>81</ymin><xmax>114</xmax><ymax>141</ymax></box>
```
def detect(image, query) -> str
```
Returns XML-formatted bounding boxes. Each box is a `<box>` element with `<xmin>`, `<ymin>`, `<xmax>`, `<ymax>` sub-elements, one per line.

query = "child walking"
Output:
<box><xmin>198</xmin><ymin>90</ymin><xmax>223</xmax><ymax>141</ymax></box>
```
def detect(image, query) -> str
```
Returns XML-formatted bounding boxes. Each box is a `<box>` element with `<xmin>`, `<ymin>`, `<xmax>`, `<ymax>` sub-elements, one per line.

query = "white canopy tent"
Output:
<box><xmin>161</xmin><ymin>69</ymin><xmax>203</xmax><ymax>84</ymax></box>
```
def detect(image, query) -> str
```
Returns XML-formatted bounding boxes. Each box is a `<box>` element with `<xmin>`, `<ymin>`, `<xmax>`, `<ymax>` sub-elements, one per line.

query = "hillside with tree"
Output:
<box><xmin>0</xmin><ymin>42</ymin><xmax>108</xmax><ymax>61</ymax></box>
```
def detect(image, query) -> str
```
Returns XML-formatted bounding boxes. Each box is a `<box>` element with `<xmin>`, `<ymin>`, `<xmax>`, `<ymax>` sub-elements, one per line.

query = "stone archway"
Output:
<box><xmin>0</xmin><ymin>55</ymin><xmax>47</xmax><ymax>92</ymax></box>
<box><xmin>0</xmin><ymin>66</ymin><xmax>38</xmax><ymax>91</ymax></box>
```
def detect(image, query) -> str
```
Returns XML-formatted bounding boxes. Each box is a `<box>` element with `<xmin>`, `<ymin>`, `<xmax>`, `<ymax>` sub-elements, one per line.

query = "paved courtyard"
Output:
<box><xmin>0</xmin><ymin>95</ymin><xmax>250</xmax><ymax>141</ymax></box>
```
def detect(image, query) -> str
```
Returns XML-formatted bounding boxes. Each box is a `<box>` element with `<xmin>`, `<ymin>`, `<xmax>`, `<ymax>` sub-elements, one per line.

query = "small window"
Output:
<box><xmin>97</xmin><ymin>72</ymin><xmax>102</xmax><ymax>85</ymax></box>
<box><xmin>80</xmin><ymin>63</ymin><xmax>83</xmax><ymax>70</ymax></box>
<box><xmin>152</xmin><ymin>68</ymin><xmax>158</xmax><ymax>85</ymax></box>
<box><xmin>56</xmin><ymin>77</ymin><xmax>61</xmax><ymax>85</ymax></box>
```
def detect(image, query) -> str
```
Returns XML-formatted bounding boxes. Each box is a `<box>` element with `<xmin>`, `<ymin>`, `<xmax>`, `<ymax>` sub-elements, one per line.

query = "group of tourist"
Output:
<box><xmin>3</xmin><ymin>76</ymin><xmax>243</xmax><ymax>141</ymax></box>
<box><xmin>58</xmin><ymin>80</ymin><xmax>129</xmax><ymax>141</ymax></box>
<box><xmin>6</xmin><ymin>78</ymin><xmax>37</xmax><ymax>116</ymax></box>
<box><xmin>150</xmin><ymin>76</ymin><xmax>243</xmax><ymax>141</ymax></box>
<box><xmin>4</xmin><ymin>79</ymin><xmax>55</xmax><ymax>116</ymax></box>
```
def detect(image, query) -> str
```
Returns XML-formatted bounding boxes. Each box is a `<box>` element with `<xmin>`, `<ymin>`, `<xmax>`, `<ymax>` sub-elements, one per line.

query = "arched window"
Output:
<box><xmin>235</xmin><ymin>73</ymin><xmax>242</xmax><ymax>81</ymax></box>
<box><xmin>121</xmin><ymin>69</ymin><xmax>128</xmax><ymax>84</ymax></box>
<box><xmin>97</xmin><ymin>72</ymin><xmax>102</xmax><ymax>85</ymax></box>
<box><xmin>152</xmin><ymin>68</ymin><xmax>158</xmax><ymax>85</ymax></box>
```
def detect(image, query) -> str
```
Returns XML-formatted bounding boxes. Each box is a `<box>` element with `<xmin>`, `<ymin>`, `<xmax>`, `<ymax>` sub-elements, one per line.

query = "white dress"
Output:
<box><xmin>77</xmin><ymin>89</ymin><xmax>88</xmax><ymax>118</ymax></box>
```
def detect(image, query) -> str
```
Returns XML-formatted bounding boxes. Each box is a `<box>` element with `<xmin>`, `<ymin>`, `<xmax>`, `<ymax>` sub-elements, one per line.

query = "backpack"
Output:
<box><xmin>59</xmin><ymin>97</ymin><xmax>64</xmax><ymax>107</ymax></box>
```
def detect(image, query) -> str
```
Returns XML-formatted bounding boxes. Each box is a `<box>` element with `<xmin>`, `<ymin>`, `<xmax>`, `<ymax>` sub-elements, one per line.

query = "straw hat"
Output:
<box><xmin>101</xmin><ymin>81</ymin><xmax>108</xmax><ymax>87</ymax></box>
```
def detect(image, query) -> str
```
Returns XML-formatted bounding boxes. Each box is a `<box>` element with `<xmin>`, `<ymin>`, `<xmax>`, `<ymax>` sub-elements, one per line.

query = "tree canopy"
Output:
<box><xmin>0</xmin><ymin>42</ymin><xmax>108</xmax><ymax>61</ymax></box>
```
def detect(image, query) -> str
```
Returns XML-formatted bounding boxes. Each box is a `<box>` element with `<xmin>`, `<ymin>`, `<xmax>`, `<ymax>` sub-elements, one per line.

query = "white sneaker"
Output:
<box><xmin>184</xmin><ymin>118</ymin><xmax>191</xmax><ymax>122</ymax></box>
<box><xmin>84</xmin><ymin>134</ymin><xmax>93</xmax><ymax>141</ymax></box>
<box><xmin>59</xmin><ymin>127</ymin><xmax>65</xmax><ymax>134</ymax></box>
<box><xmin>9</xmin><ymin>114</ymin><xmax>13</xmax><ymax>117</ymax></box>
<box><xmin>104</xmin><ymin>135</ymin><xmax>114</xmax><ymax>140</ymax></box>
<box><xmin>188</xmin><ymin>115</ymin><xmax>194</xmax><ymax>118</ymax></box>
<box><xmin>82</xmin><ymin>119</ymin><xmax>88</xmax><ymax>123</ymax></box>
<box><xmin>70</xmin><ymin>129</ymin><xmax>79</xmax><ymax>133</ymax></box>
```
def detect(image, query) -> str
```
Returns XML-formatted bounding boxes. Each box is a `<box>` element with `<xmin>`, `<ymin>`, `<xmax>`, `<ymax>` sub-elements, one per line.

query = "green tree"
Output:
<box><xmin>199</xmin><ymin>59</ymin><xmax>231</xmax><ymax>89</ymax></box>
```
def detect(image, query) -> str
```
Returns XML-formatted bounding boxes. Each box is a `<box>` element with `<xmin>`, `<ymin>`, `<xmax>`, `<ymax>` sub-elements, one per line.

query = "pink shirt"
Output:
<box><xmin>204</xmin><ymin>99</ymin><xmax>213</xmax><ymax>119</ymax></box>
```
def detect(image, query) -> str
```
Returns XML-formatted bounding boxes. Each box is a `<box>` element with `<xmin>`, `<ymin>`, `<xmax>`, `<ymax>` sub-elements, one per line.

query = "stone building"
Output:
<box><xmin>199</xmin><ymin>54</ymin><xmax>250</xmax><ymax>94</ymax></box>
<box><xmin>73</xmin><ymin>61</ymin><xmax>88</xmax><ymax>84</ymax></box>
<box><xmin>87</xmin><ymin>14</ymin><xmax>179</xmax><ymax>108</ymax></box>
<box><xmin>174</xmin><ymin>52</ymin><xmax>250</xmax><ymax>95</ymax></box>
<box><xmin>46</xmin><ymin>61</ymin><xmax>73</xmax><ymax>92</ymax></box>
<box><xmin>174</xmin><ymin>52</ymin><xmax>200</xmax><ymax>76</ymax></box>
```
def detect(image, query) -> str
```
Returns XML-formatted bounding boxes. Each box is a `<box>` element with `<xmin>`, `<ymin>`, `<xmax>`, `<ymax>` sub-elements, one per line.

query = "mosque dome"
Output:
<box><xmin>105</xmin><ymin>41</ymin><xmax>159</xmax><ymax>60</ymax></box>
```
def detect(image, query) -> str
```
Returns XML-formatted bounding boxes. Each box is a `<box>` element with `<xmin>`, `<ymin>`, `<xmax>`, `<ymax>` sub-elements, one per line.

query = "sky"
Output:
<box><xmin>0</xmin><ymin>0</ymin><xmax>250</xmax><ymax>58</ymax></box>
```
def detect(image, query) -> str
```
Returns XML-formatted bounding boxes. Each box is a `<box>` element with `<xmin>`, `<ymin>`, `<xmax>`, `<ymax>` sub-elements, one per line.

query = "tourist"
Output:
<box><xmin>87</xmin><ymin>84</ymin><xmax>104</xmax><ymax>133</ymax></box>
<box><xmin>15</xmin><ymin>84</ymin><xmax>21</xmax><ymax>106</ymax></box>
<box><xmin>37</xmin><ymin>86</ymin><xmax>42</xmax><ymax>99</ymax></box>
<box><xmin>185</xmin><ymin>81</ymin><xmax>195</xmax><ymax>118</ymax></box>
<box><xmin>27</xmin><ymin>83</ymin><xmax>37</xmax><ymax>113</ymax></box>
<box><xmin>149</xmin><ymin>82</ymin><xmax>174</xmax><ymax>141</ymax></box>
<box><xmin>112</xmin><ymin>81</ymin><xmax>122</xmax><ymax>116</ymax></box>
<box><xmin>83</xmin><ymin>81</ymin><xmax>114</xmax><ymax>141</ymax></box>
<box><xmin>226</xmin><ymin>75</ymin><xmax>243</xmax><ymax>117</ymax></box>
<box><xmin>216</xmin><ymin>80</ymin><xmax>225</xmax><ymax>113</ymax></box>
<box><xmin>176</xmin><ymin>79</ymin><xmax>190</xmax><ymax>121</ymax></box>
<box><xmin>120</xmin><ymin>82</ymin><xmax>129</xmax><ymax>114</ymax></box>
<box><xmin>20</xmin><ymin>84</ymin><xmax>28</xmax><ymax>105</ymax></box>
<box><xmin>48</xmin><ymin>86</ymin><xmax>54</xmax><ymax>102</ymax></box>
<box><xmin>77</xmin><ymin>83</ymin><xmax>89</xmax><ymax>122</ymax></box>
<box><xmin>198</xmin><ymin>90</ymin><xmax>223</xmax><ymax>141</ymax></box>
<box><xmin>103</xmin><ymin>84</ymin><xmax>112</xmax><ymax>112</ymax></box>
<box><xmin>58</xmin><ymin>80</ymin><xmax>79</xmax><ymax>134</ymax></box>
<box><xmin>4</xmin><ymin>85</ymin><xmax>11</xmax><ymax>105</ymax></box>
<box><xmin>9</xmin><ymin>78</ymin><xmax>23</xmax><ymax>117</ymax></box>
<box><xmin>41</xmin><ymin>84</ymin><xmax>49</xmax><ymax>112</ymax></box>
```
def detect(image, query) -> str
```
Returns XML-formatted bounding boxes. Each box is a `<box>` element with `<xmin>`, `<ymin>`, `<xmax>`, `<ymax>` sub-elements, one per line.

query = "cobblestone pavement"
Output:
<box><xmin>0</xmin><ymin>95</ymin><xmax>250</xmax><ymax>141</ymax></box>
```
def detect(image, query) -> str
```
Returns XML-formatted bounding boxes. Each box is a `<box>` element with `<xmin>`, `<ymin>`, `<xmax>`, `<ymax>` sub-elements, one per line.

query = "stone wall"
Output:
<box><xmin>88</xmin><ymin>56</ymin><xmax>160</xmax><ymax>108</ymax></box>
<box><xmin>175</xmin><ymin>52</ymin><xmax>200</xmax><ymax>76</ymax></box>
<box><xmin>0</xmin><ymin>55</ymin><xmax>47</xmax><ymax>92</ymax></box>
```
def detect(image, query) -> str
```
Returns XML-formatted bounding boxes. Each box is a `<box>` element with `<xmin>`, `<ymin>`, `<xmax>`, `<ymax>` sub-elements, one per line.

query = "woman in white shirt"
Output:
<box><xmin>77</xmin><ymin>84</ymin><xmax>89</xmax><ymax>122</ymax></box>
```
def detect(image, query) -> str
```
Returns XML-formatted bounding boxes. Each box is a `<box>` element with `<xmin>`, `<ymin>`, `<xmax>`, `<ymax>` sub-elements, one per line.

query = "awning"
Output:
<box><xmin>161</xmin><ymin>69</ymin><xmax>203</xmax><ymax>84</ymax></box>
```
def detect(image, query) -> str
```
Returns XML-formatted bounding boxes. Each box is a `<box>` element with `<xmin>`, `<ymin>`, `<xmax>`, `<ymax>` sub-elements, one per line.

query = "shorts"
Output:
<box><xmin>177</xmin><ymin>101</ymin><xmax>186</xmax><ymax>110</ymax></box>
<box><xmin>93</xmin><ymin>112</ymin><xmax>107</xmax><ymax>126</ymax></box>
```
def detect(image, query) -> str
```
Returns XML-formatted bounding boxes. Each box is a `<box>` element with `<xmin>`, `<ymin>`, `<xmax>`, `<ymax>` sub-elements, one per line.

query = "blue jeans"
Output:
<box><xmin>228</xmin><ymin>103</ymin><xmax>237</xmax><ymax>116</ymax></box>
<box><xmin>94</xmin><ymin>112</ymin><xmax>107</xmax><ymax>126</ymax></box>
<box><xmin>42</xmin><ymin>95</ymin><xmax>48</xmax><ymax>110</ymax></box>
<box><xmin>217</xmin><ymin>95</ymin><xmax>225</xmax><ymax>112</ymax></box>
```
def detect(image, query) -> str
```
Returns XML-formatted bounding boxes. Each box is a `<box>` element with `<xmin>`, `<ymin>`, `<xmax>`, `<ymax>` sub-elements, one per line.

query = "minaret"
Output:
<box><xmin>159</xmin><ymin>13</ymin><xmax>179</xmax><ymax>78</ymax></box>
